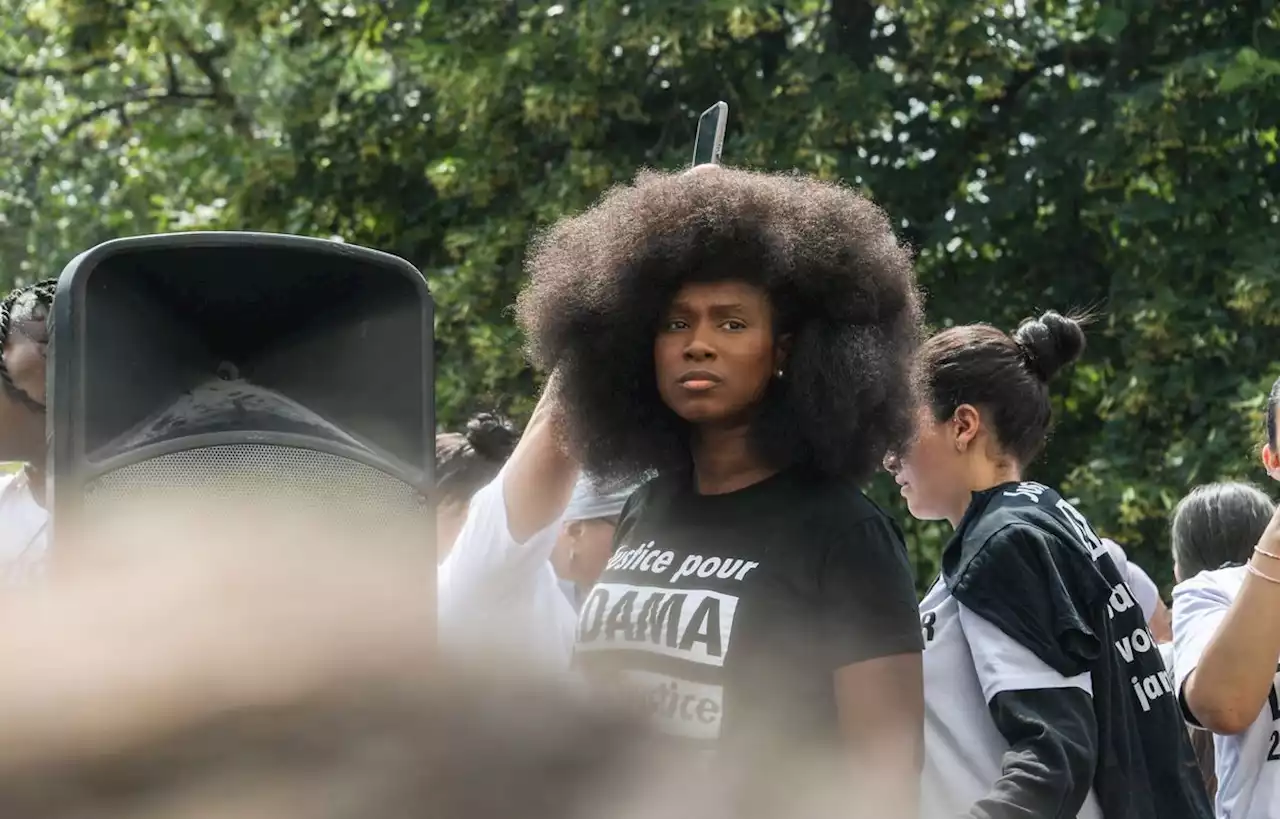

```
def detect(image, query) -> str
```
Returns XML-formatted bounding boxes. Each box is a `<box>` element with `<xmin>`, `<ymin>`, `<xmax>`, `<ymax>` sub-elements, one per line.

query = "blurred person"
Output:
<box><xmin>1101</xmin><ymin>538</ymin><xmax>1171</xmax><ymax>643</ymax></box>
<box><xmin>0</xmin><ymin>279</ymin><xmax>56</xmax><ymax>585</ymax></box>
<box><xmin>887</xmin><ymin>311</ymin><xmax>1211</xmax><ymax>819</ymax></box>
<box><xmin>517</xmin><ymin>166</ymin><xmax>926</xmax><ymax>818</ymax></box>
<box><xmin>0</xmin><ymin>501</ymin><xmax>721</xmax><ymax>819</ymax></box>
<box><xmin>1169</xmin><ymin>481</ymin><xmax>1274</xmax><ymax>807</ymax></box>
<box><xmin>550</xmin><ymin>475</ymin><xmax>637</xmax><ymax>609</ymax></box>
<box><xmin>436</xmin><ymin>377</ymin><xmax>582</xmax><ymax>673</ymax></box>
<box><xmin>435</xmin><ymin>411</ymin><xmax>519</xmax><ymax>558</ymax></box>
<box><xmin>1175</xmin><ymin>377</ymin><xmax>1280</xmax><ymax>819</ymax></box>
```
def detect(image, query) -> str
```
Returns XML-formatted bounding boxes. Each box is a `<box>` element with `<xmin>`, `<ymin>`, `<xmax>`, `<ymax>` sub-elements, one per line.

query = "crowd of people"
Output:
<box><xmin>1</xmin><ymin>163</ymin><xmax>1279</xmax><ymax>818</ymax></box>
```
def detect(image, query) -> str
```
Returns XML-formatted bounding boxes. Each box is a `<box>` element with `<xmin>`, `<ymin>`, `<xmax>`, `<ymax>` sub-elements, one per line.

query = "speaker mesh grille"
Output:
<box><xmin>84</xmin><ymin>444</ymin><xmax>428</xmax><ymax>525</ymax></box>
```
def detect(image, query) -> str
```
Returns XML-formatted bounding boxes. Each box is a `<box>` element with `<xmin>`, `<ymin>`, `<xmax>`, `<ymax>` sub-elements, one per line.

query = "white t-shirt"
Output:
<box><xmin>437</xmin><ymin>467</ymin><xmax>577</xmax><ymax>674</ymax></box>
<box><xmin>921</xmin><ymin>577</ymin><xmax>1104</xmax><ymax>819</ymax></box>
<box><xmin>0</xmin><ymin>469</ymin><xmax>48</xmax><ymax>586</ymax></box>
<box><xmin>1173</xmin><ymin>566</ymin><xmax>1280</xmax><ymax>819</ymax></box>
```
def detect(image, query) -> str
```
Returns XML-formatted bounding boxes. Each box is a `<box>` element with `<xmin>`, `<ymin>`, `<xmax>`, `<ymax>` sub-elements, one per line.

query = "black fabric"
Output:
<box><xmin>968</xmin><ymin>688</ymin><xmax>1097</xmax><ymax>819</ymax></box>
<box><xmin>575</xmin><ymin>467</ymin><xmax>922</xmax><ymax>756</ymax></box>
<box><xmin>943</xmin><ymin>481</ymin><xmax>1212</xmax><ymax>819</ymax></box>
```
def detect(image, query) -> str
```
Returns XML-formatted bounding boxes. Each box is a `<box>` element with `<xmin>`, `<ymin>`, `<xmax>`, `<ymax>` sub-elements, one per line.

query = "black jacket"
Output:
<box><xmin>943</xmin><ymin>481</ymin><xmax>1211</xmax><ymax>819</ymax></box>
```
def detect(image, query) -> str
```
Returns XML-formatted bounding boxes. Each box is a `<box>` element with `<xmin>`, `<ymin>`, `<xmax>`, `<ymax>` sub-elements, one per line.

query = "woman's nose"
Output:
<box><xmin>683</xmin><ymin>336</ymin><xmax>716</xmax><ymax>361</ymax></box>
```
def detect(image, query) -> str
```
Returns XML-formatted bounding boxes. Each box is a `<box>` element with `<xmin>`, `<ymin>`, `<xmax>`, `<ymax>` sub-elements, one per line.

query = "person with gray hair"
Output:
<box><xmin>1172</xmin><ymin>482</ymin><xmax>1274</xmax><ymax>583</ymax></box>
<box><xmin>551</xmin><ymin>477</ymin><xmax>641</xmax><ymax>609</ymax></box>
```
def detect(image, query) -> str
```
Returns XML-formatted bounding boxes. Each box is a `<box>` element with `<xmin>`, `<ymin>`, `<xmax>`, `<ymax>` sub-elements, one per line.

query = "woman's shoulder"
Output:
<box><xmin>946</xmin><ymin>482</ymin><xmax>1108</xmax><ymax>589</ymax></box>
<box><xmin>1173</xmin><ymin>564</ymin><xmax>1247</xmax><ymax>607</ymax></box>
<box><xmin>620</xmin><ymin>469</ymin><xmax>891</xmax><ymax>532</ymax></box>
<box><xmin>961</xmin><ymin>481</ymin><xmax>1087</xmax><ymax>545</ymax></box>
<box><xmin>807</xmin><ymin>476</ymin><xmax>895</xmax><ymax>526</ymax></box>
<box><xmin>771</xmin><ymin>473</ymin><xmax>905</xmax><ymax>554</ymax></box>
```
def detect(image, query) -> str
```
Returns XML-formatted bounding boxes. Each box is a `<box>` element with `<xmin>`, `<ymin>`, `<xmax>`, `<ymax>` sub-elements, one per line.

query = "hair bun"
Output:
<box><xmin>1012</xmin><ymin>310</ymin><xmax>1086</xmax><ymax>382</ymax></box>
<box><xmin>463</xmin><ymin>412</ymin><xmax>519</xmax><ymax>461</ymax></box>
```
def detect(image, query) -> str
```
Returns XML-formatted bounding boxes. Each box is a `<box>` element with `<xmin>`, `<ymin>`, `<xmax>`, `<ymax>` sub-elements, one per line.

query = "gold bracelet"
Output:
<box><xmin>1257</xmin><ymin>545</ymin><xmax>1280</xmax><ymax>561</ymax></box>
<box><xmin>1246</xmin><ymin>562</ymin><xmax>1280</xmax><ymax>584</ymax></box>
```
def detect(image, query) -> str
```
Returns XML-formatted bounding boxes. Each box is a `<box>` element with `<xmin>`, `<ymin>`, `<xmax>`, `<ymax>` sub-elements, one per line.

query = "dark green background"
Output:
<box><xmin>3</xmin><ymin>0</ymin><xmax>1278</xmax><ymax>590</ymax></box>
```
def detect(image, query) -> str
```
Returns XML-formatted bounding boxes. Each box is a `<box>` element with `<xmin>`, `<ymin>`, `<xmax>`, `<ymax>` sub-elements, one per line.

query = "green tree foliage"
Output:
<box><xmin>2</xmin><ymin>0</ymin><xmax>1277</xmax><ymax>586</ymax></box>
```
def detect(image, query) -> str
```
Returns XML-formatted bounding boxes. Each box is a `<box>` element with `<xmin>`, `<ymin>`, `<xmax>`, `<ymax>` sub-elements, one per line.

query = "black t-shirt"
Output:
<box><xmin>574</xmin><ymin>467</ymin><xmax>922</xmax><ymax>762</ymax></box>
<box><xmin>943</xmin><ymin>481</ymin><xmax>1212</xmax><ymax>819</ymax></box>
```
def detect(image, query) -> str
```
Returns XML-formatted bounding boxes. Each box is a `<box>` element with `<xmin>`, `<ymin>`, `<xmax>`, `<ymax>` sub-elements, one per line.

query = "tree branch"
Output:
<box><xmin>0</xmin><ymin>57</ymin><xmax>111</xmax><ymax>80</ymax></box>
<box><xmin>173</xmin><ymin>31</ymin><xmax>254</xmax><ymax>138</ymax></box>
<box><xmin>164</xmin><ymin>51</ymin><xmax>181</xmax><ymax>94</ymax></box>
<box><xmin>24</xmin><ymin>87</ymin><xmax>219</xmax><ymax>194</ymax></box>
<box><xmin>920</xmin><ymin>40</ymin><xmax>1115</xmax><ymax>227</ymax></box>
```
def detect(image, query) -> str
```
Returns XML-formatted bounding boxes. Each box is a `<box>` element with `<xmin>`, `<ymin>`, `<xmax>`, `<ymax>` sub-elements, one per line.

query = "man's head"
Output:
<box><xmin>550</xmin><ymin>476</ymin><xmax>639</xmax><ymax>586</ymax></box>
<box><xmin>0</xmin><ymin>280</ymin><xmax>56</xmax><ymax>465</ymax></box>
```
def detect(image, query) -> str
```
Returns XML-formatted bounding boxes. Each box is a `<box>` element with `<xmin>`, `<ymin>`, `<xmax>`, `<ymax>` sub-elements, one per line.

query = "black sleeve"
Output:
<box><xmin>966</xmin><ymin>688</ymin><xmax>1098</xmax><ymax>819</ymax></box>
<box><xmin>818</xmin><ymin>512</ymin><xmax>923</xmax><ymax>669</ymax></box>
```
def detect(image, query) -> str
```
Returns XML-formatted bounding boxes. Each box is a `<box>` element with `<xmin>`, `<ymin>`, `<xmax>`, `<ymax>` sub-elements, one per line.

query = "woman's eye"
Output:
<box><xmin>722</xmin><ymin>320</ymin><xmax>746</xmax><ymax>331</ymax></box>
<box><xmin>663</xmin><ymin>319</ymin><xmax>688</xmax><ymax>331</ymax></box>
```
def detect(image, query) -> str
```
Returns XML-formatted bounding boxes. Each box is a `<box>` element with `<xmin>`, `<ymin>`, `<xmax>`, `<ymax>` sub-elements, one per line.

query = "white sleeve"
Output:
<box><xmin>1171</xmin><ymin>571</ymin><xmax>1236</xmax><ymax>696</ymax></box>
<box><xmin>1126</xmin><ymin>562</ymin><xmax>1160</xmax><ymax>625</ymax></box>
<box><xmin>437</xmin><ymin>466</ymin><xmax>565</xmax><ymax>612</ymax></box>
<box><xmin>1101</xmin><ymin>539</ymin><xmax>1159</xmax><ymax>624</ymax></box>
<box><xmin>958</xmin><ymin>603</ymin><xmax>1093</xmax><ymax>703</ymax></box>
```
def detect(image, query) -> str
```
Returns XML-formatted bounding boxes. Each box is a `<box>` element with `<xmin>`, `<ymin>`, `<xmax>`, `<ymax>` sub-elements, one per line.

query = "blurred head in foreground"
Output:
<box><xmin>0</xmin><ymin>500</ymin><xmax>718</xmax><ymax>819</ymax></box>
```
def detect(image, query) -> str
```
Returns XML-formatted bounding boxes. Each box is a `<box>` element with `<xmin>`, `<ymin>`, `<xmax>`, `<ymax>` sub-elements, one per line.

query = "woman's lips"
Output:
<box><xmin>680</xmin><ymin>380</ymin><xmax>718</xmax><ymax>391</ymax></box>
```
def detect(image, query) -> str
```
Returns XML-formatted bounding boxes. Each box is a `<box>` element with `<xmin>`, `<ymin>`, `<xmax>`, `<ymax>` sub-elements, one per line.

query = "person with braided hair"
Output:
<box><xmin>0</xmin><ymin>279</ymin><xmax>56</xmax><ymax>585</ymax></box>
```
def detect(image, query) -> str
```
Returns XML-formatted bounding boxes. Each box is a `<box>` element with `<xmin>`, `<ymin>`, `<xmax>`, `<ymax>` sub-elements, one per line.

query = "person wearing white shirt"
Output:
<box><xmin>549</xmin><ymin>477</ymin><xmax>635</xmax><ymax>611</ymax></box>
<box><xmin>437</xmin><ymin>373</ymin><xmax>580</xmax><ymax>673</ymax></box>
<box><xmin>439</xmin><ymin>466</ymin><xmax>635</xmax><ymax>673</ymax></box>
<box><xmin>1174</xmin><ymin>478</ymin><xmax>1280</xmax><ymax>816</ymax></box>
<box><xmin>0</xmin><ymin>280</ymin><xmax>55</xmax><ymax>585</ymax></box>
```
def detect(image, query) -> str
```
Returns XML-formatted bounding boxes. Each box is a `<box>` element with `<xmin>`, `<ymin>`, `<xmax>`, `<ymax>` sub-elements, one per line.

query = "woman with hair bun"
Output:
<box><xmin>886</xmin><ymin>312</ymin><xmax>1210</xmax><ymax>819</ymax></box>
<box><xmin>434</xmin><ymin>412</ymin><xmax>520</xmax><ymax>558</ymax></box>
<box><xmin>517</xmin><ymin>165</ymin><xmax>926</xmax><ymax>817</ymax></box>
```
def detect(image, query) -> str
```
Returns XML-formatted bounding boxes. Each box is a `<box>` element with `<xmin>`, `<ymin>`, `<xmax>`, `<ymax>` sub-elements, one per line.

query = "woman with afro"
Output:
<box><xmin>517</xmin><ymin>165</ymin><xmax>925</xmax><ymax>818</ymax></box>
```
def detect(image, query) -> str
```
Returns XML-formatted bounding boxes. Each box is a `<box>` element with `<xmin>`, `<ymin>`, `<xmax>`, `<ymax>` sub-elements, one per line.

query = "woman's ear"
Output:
<box><xmin>1263</xmin><ymin>443</ymin><xmax>1280</xmax><ymax>480</ymax></box>
<box><xmin>952</xmin><ymin>404</ymin><xmax>982</xmax><ymax>452</ymax></box>
<box><xmin>774</xmin><ymin>333</ymin><xmax>792</xmax><ymax>371</ymax></box>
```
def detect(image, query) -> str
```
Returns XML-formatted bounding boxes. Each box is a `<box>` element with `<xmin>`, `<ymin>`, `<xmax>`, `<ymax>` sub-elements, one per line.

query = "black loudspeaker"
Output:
<box><xmin>47</xmin><ymin>232</ymin><xmax>434</xmax><ymax>552</ymax></box>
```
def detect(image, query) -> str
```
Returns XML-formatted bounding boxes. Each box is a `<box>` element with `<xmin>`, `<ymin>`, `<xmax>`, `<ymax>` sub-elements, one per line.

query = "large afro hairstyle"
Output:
<box><xmin>516</xmin><ymin>166</ymin><xmax>924</xmax><ymax>485</ymax></box>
